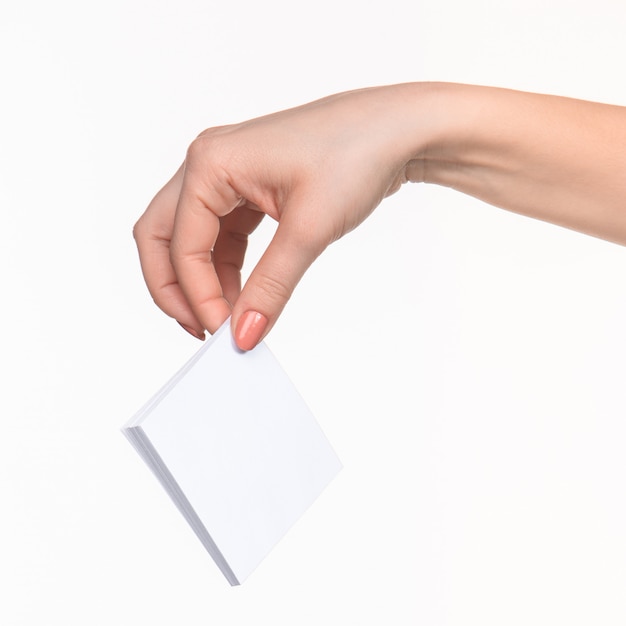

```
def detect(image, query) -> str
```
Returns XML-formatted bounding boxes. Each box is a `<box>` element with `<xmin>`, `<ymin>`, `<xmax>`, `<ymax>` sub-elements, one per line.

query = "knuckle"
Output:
<box><xmin>132</xmin><ymin>217</ymin><xmax>145</xmax><ymax>242</ymax></box>
<box><xmin>186</xmin><ymin>127</ymin><xmax>230</xmax><ymax>163</ymax></box>
<box><xmin>254</xmin><ymin>271</ymin><xmax>293</xmax><ymax>304</ymax></box>
<box><xmin>169</xmin><ymin>243</ymin><xmax>210</xmax><ymax>269</ymax></box>
<box><xmin>184</xmin><ymin>135</ymin><xmax>232</xmax><ymax>188</ymax></box>
<box><xmin>185</xmin><ymin>134</ymin><xmax>210</xmax><ymax>164</ymax></box>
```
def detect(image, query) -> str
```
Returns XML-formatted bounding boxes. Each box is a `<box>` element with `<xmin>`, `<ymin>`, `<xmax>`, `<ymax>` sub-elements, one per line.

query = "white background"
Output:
<box><xmin>1</xmin><ymin>1</ymin><xmax>625</xmax><ymax>624</ymax></box>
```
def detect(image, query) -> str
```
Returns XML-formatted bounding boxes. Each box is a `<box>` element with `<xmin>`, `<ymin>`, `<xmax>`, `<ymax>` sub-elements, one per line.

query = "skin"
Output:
<box><xmin>133</xmin><ymin>82</ymin><xmax>626</xmax><ymax>349</ymax></box>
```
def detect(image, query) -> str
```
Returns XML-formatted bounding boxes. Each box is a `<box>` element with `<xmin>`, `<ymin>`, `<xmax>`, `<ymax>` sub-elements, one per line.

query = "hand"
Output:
<box><xmin>133</xmin><ymin>85</ymin><xmax>423</xmax><ymax>349</ymax></box>
<box><xmin>135</xmin><ymin>82</ymin><xmax>626</xmax><ymax>350</ymax></box>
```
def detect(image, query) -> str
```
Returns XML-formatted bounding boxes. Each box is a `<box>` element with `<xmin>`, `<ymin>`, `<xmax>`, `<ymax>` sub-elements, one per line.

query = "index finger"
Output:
<box><xmin>169</xmin><ymin>155</ymin><xmax>243</xmax><ymax>334</ymax></box>
<box><xmin>133</xmin><ymin>164</ymin><xmax>204</xmax><ymax>336</ymax></box>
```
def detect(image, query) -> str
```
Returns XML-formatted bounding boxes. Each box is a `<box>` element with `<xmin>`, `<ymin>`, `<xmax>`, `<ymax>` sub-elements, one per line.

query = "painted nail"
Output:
<box><xmin>235</xmin><ymin>311</ymin><xmax>268</xmax><ymax>351</ymax></box>
<box><xmin>177</xmin><ymin>322</ymin><xmax>205</xmax><ymax>340</ymax></box>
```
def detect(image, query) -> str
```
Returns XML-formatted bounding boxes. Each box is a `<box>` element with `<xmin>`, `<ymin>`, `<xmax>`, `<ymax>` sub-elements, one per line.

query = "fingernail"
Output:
<box><xmin>235</xmin><ymin>311</ymin><xmax>268</xmax><ymax>351</ymax></box>
<box><xmin>177</xmin><ymin>321</ymin><xmax>205</xmax><ymax>340</ymax></box>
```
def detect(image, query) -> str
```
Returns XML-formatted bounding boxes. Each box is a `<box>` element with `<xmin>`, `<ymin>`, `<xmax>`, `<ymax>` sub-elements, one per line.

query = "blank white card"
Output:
<box><xmin>122</xmin><ymin>319</ymin><xmax>342</xmax><ymax>585</ymax></box>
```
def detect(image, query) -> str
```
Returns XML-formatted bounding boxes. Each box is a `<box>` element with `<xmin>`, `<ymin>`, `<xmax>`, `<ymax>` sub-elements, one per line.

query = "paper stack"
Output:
<box><xmin>122</xmin><ymin>319</ymin><xmax>341</xmax><ymax>585</ymax></box>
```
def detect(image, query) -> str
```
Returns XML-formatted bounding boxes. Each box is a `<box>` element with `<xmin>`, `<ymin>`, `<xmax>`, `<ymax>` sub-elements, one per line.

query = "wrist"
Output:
<box><xmin>395</xmin><ymin>82</ymin><xmax>489</xmax><ymax>184</ymax></box>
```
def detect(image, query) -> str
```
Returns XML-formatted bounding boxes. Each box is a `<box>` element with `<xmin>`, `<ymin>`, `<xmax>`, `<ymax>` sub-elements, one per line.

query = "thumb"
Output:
<box><xmin>231</xmin><ymin>218</ymin><xmax>324</xmax><ymax>350</ymax></box>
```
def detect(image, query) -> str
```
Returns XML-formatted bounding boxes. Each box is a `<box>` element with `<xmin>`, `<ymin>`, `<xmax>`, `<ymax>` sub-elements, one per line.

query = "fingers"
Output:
<box><xmin>133</xmin><ymin>165</ymin><xmax>206</xmax><ymax>338</ymax></box>
<box><xmin>213</xmin><ymin>206</ymin><xmax>265</xmax><ymax>307</ymax></box>
<box><xmin>169</xmin><ymin>157</ymin><xmax>245</xmax><ymax>334</ymax></box>
<box><xmin>231</xmin><ymin>209</ymin><xmax>326</xmax><ymax>350</ymax></box>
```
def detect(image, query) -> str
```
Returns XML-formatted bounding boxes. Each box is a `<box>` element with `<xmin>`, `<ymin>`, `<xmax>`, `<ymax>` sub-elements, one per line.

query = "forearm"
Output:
<box><xmin>407</xmin><ymin>83</ymin><xmax>626</xmax><ymax>245</ymax></box>
<box><xmin>137</xmin><ymin>81</ymin><xmax>626</xmax><ymax>347</ymax></box>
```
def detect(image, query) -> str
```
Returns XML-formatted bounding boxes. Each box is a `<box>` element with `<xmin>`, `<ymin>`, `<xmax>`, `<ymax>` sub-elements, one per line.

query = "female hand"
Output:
<box><xmin>134</xmin><ymin>82</ymin><xmax>626</xmax><ymax>350</ymax></box>
<box><xmin>133</xmin><ymin>84</ymin><xmax>426</xmax><ymax>349</ymax></box>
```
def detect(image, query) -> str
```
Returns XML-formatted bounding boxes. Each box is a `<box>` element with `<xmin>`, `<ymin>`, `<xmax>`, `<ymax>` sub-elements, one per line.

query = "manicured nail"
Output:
<box><xmin>177</xmin><ymin>322</ymin><xmax>205</xmax><ymax>340</ymax></box>
<box><xmin>235</xmin><ymin>311</ymin><xmax>268</xmax><ymax>351</ymax></box>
